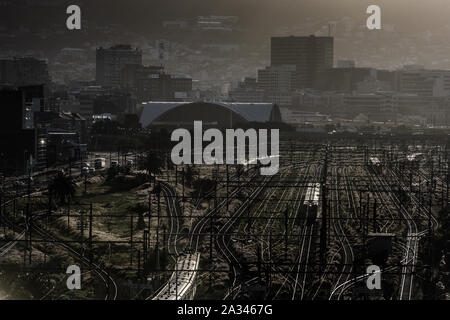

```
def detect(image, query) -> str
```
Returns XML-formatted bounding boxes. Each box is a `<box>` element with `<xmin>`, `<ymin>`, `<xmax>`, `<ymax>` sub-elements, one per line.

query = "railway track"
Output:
<box><xmin>188</xmin><ymin>167</ymin><xmax>259</xmax><ymax>252</ymax></box>
<box><xmin>328</xmin><ymin>167</ymin><xmax>354</xmax><ymax>300</ymax></box>
<box><xmin>224</xmin><ymin>168</ymin><xmax>293</xmax><ymax>299</ymax></box>
<box><xmin>225</xmin><ymin>162</ymin><xmax>314</xmax><ymax>300</ymax></box>
<box><xmin>216</xmin><ymin>175</ymin><xmax>272</xmax><ymax>296</ymax></box>
<box><xmin>290</xmin><ymin>164</ymin><xmax>320</xmax><ymax>300</ymax></box>
<box><xmin>159</xmin><ymin>181</ymin><xmax>181</xmax><ymax>257</ymax></box>
<box><xmin>1</xmin><ymin>190</ymin><xmax>118</xmax><ymax>300</ymax></box>
<box><xmin>31</xmin><ymin>221</ymin><xmax>118</xmax><ymax>300</ymax></box>
<box><xmin>371</xmin><ymin>168</ymin><xmax>418</xmax><ymax>300</ymax></box>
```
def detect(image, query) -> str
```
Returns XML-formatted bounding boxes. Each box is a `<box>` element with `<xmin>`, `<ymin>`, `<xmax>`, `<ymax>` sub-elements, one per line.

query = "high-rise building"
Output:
<box><xmin>271</xmin><ymin>35</ymin><xmax>333</xmax><ymax>89</ymax></box>
<box><xmin>397</xmin><ymin>69</ymin><xmax>450</xmax><ymax>97</ymax></box>
<box><xmin>337</xmin><ymin>60</ymin><xmax>356</xmax><ymax>68</ymax></box>
<box><xmin>315</xmin><ymin>68</ymin><xmax>376</xmax><ymax>92</ymax></box>
<box><xmin>0</xmin><ymin>57</ymin><xmax>50</xmax><ymax>86</ymax></box>
<box><xmin>96</xmin><ymin>45</ymin><xmax>142</xmax><ymax>87</ymax></box>
<box><xmin>0</xmin><ymin>85</ymin><xmax>45</xmax><ymax>133</ymax></box>
<box><xmin>0</xmin><ymin>88</ymin><xmax>25</xmax><ymax>133</ymax></box>
<box><xmin>170</xmin><ymin>74</ymin><xmax>193</xmax><ymax>100</ymax></box>
<box><xmin>0</xmin><ymin>86</ymin><xmax>39</xmax><ymax>173</ymax></box>
<box><xmin>257</xmin><ymin>65</ymin><xmax>297</xmax><ymax>92</ymax></box>
<box><xmin>77</xmin><ymin>86</ymin><xmax>105</xmax><ymax>120</ymax></box>
<box><xmin>228</xmin><ymin>77</ymin><xmax>265</xmax><ymax>102</ymax></box>
<box><xmin>121</xmin><ymin>64</ymin><xmax>192</xmax><ymax>102</ymax></box>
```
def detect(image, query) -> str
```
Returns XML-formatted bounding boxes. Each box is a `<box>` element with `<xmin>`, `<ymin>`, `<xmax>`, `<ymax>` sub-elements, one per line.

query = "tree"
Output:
<box><xmin>91</xmin><ymin>119</ymin><xmax>120</xmax><ymax>135</ymax></box>
<box><xmin>106</xmin><ymin>166</ymin><xmax>119</xmax><ymax>181</ymax></box>
<box><xmin>236</xmin><ymin>164</ymin><xmax>245</xmax><ymax>189</ymax></box>
<box><xmin>184</xmin><ymin>165</ymin><xmax>197</xmax><ymax>187</ymax></box>
<box><xmin>152</xmin><ymin>183</ymin><xmax>162</xmax><ymax>195</ymax></box>
<box><xmin>138</xmin><ymin>152</ymin><xmax>163</xmax><ymax>184</ymax></box>
<box><xmin>191</xmin><ymin>178</ymin><xmax>217</xmax><ymax>200</ymax></box>
<box><xmin>166</xmin><ymin>154</ymin><xmax>174</xmax><ymax>171</ymax></box>
<box><xmin>136</xmin><ymin>213</ymin><xmax>146</xmax><ymax>230</ymax></box>
<box><xmin>419</xmin><ymin>206</ymin><xmax>450</xmax><ymax>299</ymax></box>
<box><xmin>49</xmin><ymin>173</ymin><xmax>76</xmax><ymax>204</ymax></box>
<box><xmin>128</xmin><ymin>203</ymin><xmax>147</xmax><ymax>230</ymax></box>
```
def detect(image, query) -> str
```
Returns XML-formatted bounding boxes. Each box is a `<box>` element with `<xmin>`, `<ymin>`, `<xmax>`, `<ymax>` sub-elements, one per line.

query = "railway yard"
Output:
<box><xmin>0</xmin><ymin>138</ymin><xmax>449</xmax><ymax>300</ymax></box>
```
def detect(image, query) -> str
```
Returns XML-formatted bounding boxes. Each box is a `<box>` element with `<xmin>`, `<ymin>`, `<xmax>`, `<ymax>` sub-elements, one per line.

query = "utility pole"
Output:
<box><xmin>269</xmin><ymin>228</ymin><xmax>272</xmax><ymax>288</ymax></box>
<box><xmin>447</xmin><ymin>158</ymin><xmax>449</xmax><ymax>209</ymax></box>
<box><xmin>130</xmin><ymin>212</ymin><xmax>134</xmax><ymax>266</ymax></box>
<box><xmin>284</xmin><ymin>208</ymin><xmax>288</xmax><ymax>259</ymax></box>
<box><xmin>0</xmin><ymin>193</ymin><xmax>4</xmax><ymax>235</ymax></box>
<box><xmin>209</xmin><ymin>212</ymin><xmax>213</xmax><ymax>262</ymax></box>
<box><xmin>89</xmin><ymin>204</ymin><xmax>93</xmax><ymax>262</ymax></box>
<box><xmin>27</xmin><ymin>203</ymin><xmax>32</xmax><ymax>265</ymax></box>
<box><xmin>373</xmin><ymin>198</ymin><xmax>377</xmax><ymax>233</ymax></box>
<box><xmin>182</xmin><ymin>167</ymin><xmax>185</xmax><ymax>201</ymax></box>
<box><xmin>148</xmin><ymin>192</ymin><xmax>152</xmax><ymax>251</ymax></box>
<box><xmin>359</xmin><ymin>190</ymin><xmax>362</xmax><ymax>226</ymax></box>
<box><xmin>163</xmin><ymin>225</ymin><xmax>167</xmax><ymax>252</ymax></box>
<box><xmin>137</xmin><ymin>250</ymin><xmax>141</xmax><ymax>280</ymax></box>
<box><xmin>429</xmin><ymin>154</ymin><xmax>433</xmax><ymax>232</ymax></box>
<box><xmin>67</xmin><ymin>198</ymin><xmax>71</xmax><ymax>229</ymax></box>
<box><xmin>247</xmin><ymin>200</ymin><xmax>252</xmax><ymax>235</ymax></box>
<box><xmin>175</xmin><ymin>166</ymin><xmax>178</xmax><ymax>185</ymax></box>
<box><xmin>157</xmin><ymin>185</ymin><xmax>161</xmax><ymax>246</ymax></box>
<box><xmin>175</xmin><ymin>257</ymin><xmax>179</xmax><ymax>300</ymax></box>
<box><xmin>27</xmin><ymin>169</ymin><xmax>31</xmax><ymax>201</ymax></box>
<box><xmin>320</xmin><ymin>145</ymin><xmax>328</xmax><ymax>273</ymax></box>
<box><xmin>84</xmin><ymin>172</ymin><xmax>87</xmax><ymax>195</ymax></box>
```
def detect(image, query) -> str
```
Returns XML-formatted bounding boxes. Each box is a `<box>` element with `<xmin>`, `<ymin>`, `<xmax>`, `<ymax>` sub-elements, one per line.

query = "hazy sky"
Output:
<box><xmin>3</xmin><ymin>1</ymin><xmax>450</xmax><ymax>70</ymax></box>
<box><xmin>80</xmin><ymin>0</ymin><xmax>450</xmax><ymax>31</ymax></box>
<box><xmin>3</xmin><ymin>0</ymin><xmax>450</xmax><ymax>33</ymax></box>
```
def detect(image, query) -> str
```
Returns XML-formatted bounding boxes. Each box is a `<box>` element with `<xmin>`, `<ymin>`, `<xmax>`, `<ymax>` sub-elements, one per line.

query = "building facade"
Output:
<box><xmin>0</xmin><ymin>57</ymin><xmax>50</xmax><ymax>86</ymax></box>
<box><xmin>271</xmin><ymin>35</ymin><xmax>334</xmax><ymax>89</ymax></box>
<box><xmin>96</xmin><ymin>45</ymin><xmax>142</xmax><ymax>87</ymax></box>
<box><xmin>258</xmin><ymin>65</ymin><xmax>297</xmax><ymax>92</ymax></box>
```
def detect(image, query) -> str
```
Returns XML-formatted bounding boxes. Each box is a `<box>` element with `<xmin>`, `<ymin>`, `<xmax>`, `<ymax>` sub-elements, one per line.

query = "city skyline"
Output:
<box><xmin>1</xmin><ymin>0</ymin><xmax>450</xmax><ymax>307</ymax></box>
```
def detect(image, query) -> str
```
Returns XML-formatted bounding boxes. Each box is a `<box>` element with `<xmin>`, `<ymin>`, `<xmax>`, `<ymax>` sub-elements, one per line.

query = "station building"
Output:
<box><xmin>139</xmin><ymin>101</ymin><xmax>282</xmax><ymax>129</ymax></box>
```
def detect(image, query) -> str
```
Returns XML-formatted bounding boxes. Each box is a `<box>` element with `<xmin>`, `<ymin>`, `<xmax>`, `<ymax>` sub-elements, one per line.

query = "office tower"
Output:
<box><xmin>228</xmin><ymin>77</ymin><xmax>265</xmax><ymax>102</ymax></box>
<box><xmin>0</xmin><ymin>85</ymin><xmax>45</xmax><ymax>133</ymax></box>
<box><xmin>315</xmin><ymin>68</ymin><xmax>376</xmax><ymax>92</ymax></box>
<box><xmin>96</xmin><ymin>45</ymin><xmax>142</xmax><ymax>87</ymax></box>
<box><xmin>271</xmin><ymin>35</ymin><xmax>333</xmax><ymax>89</ymax></box>
<box><xmin>398</xmin><ymin>68</ymin><xmax>450</xmax><ymax>97</ymax></box>
<box><xmin>0</xmin><ymin>57</ymin><xmax>50</xmax><ymax>86</ymax></box>
<box><xmin>0</xmin><ymin>88</ymin><xmax>25</xmax><ymax>133</ymax></box>
<box><xmin>77</xmin><ymin>85</ymin><xmax>105</xmax><ymax>120</ymax></box>
<box><xmin>121</xmin><ymin>64</ymin><xmax>192</xmax><ymax>102</ymax></box>
<box><xmin>0</xmin><ymin>86</ymin><xmax>39</xmax><ymax>173</ymax></box>
<box><xmin>257</xmin><ymin>65</ymin><xmax>297</xmax><ymax>92</ymax></box>
<box><xmin>337</xmin><ymin>59</ymin><xmax>356</xmax><ymax>68</ymax></box>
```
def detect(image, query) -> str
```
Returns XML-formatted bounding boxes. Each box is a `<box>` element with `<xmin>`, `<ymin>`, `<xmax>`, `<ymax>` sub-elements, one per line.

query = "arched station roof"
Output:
<box><xmin>139</xmin><ymin>101</ymin><xmax>281</xmax><ymax>128</ymax></box>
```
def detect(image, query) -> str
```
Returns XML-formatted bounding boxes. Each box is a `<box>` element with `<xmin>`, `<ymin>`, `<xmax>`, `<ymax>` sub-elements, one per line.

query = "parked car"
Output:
<box><xmin>94</xmin><ymin>158</ymin><xmax>106</xmax><ymax>169</ymax></box>
<box><xmin>14</xmin><ymin>181</ymin><xmax>25</xmax><ymax>188</ymax></box>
